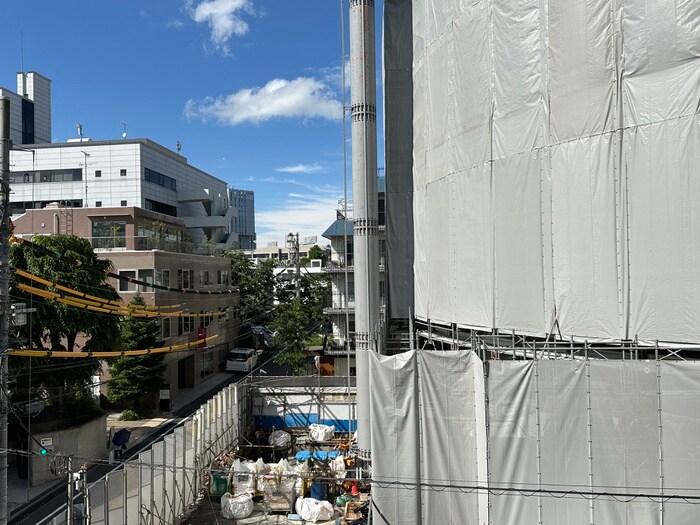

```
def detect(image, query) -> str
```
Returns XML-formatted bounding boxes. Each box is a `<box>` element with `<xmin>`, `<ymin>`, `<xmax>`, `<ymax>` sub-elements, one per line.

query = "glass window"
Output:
<box><xmin>121</xmin><ymin>200</ymin><xmax>127</xmax><ymax>206</ymax></box>
<box><xmin>162</xmin><ymin>318</ymin><xmax>171</xmax><ymax>339</ymax></box>
<box><xmin>138</xmin><ymin>269</ymin><xmax>154</xmax><ymax>292</ymax></box>
<box><xmin>120</xmin><ymin>169</ymin><xmax>127</xmax><ymax>177</ymax></box>
<box><xmin>91</xmin><ymin>220</ymin><xmax>126</xmax><ymax>249</ymax></box>
<box><xmin>119</xmin><ymin>271</ymin><xmax>137</xmax><ymax>292</ymax></box>
<box><xmin>159</xmin><ymin>269</ymin><xmax>170</xmax><ymax>288</ymax></box>
<box><xmin>95</xmin><ymin>170</ymin><xmax>102</xmax><ymax>178</ymax></box>
<box><xmin>95</xmin><ymin>201</ymin><xmax>102</xmax><ymax>207</ymax></box>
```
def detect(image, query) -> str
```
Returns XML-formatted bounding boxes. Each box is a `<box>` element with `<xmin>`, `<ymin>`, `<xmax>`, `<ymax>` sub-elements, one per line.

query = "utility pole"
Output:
<box><xmin>0</xmin><ymin>97</ymin><xmax>11</xmax><ymax>525</ymax></box>
<box><xmin>80</xmin><ymin>463</ymin><xmax>90</xmax><ymax>525</ymax></box>
<box><xmin>286</xmin><ymin>232</ymin><xmax>300</xmax><ymax>299</ymax></box>
<box><xmin>65</xmin><ymin>456</ymin><xmax>74</xmax><ymax>525</ymax></box>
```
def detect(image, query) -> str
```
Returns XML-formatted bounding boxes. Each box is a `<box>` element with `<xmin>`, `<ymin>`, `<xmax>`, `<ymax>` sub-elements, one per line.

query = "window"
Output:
<box><xmin>144</xmin><ymin>198</ymin><xmax>177</xmax><ymax>217</ymax></box>
<box><xmin>95</xmin><ymin>170</ymin><xmax>102</xmax><ymax>178</ymax></box>
<box><xmin>119</xmin><ymin>270</ymin><xmax>137</xmax><ymax>292</ymax></box>
<box><xmin>201</xmin><ymin>352</ymin><xmax>214</xmax><ymax>378</ymax></box>
<box><xmin>178</xmin><ymin>315</ymin><xmax>194</xmax><ymax>335</ymax></box>
<box><xmin>92</xmin><ymin>220</ymin><xmax>126</xmax><ymax>249</ymax></box>
<box><xmin>120</xmin><ymin>169</ymin><xmax>127</xmax><ymax>177</ymax></box>
<box><xmin>138</xmin><ymin>269</ymin><xmax>154</xmax><ymax>292</ymax></box>
<box><xmin>177</xmin><ymin>269</ymin><xmax>193</xmax><ymax>289</ymax></box>
<box><xmin>121</xmin><ymin>200</ymin><xmax>127</xmax><ymax>206</ymax></box>
<box><xmin>144</xmin><ymin>167</ymin><xmax>177</xmax><ymax>190</ymax></box>
<box><xmin>9</xmin><ymin>168</ymin><xmax>82</xmax><ymax>185</ymax></box>
<box><xmin>95</xmin><ymin>201</ymin><xmax>102</xmax><ymax>207</ymax></box>
<box><xmin>162</xmin><ymin>318</ymin><xmax>171</xmax><ymax>339</ymax></box>
<box><xmin>157</xmin><ymin>269</ymin><xmax>170</xmax><ymax>288</ymax></box>
<box><xmin>200</xmin><ymin>270</ymin><xmax>210</xmax><ymax>286</ymax></box>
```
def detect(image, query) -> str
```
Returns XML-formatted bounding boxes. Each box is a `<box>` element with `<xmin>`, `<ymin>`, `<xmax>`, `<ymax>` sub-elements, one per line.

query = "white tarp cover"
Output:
<box><xmin>369</xmin><ymin>350</ymin><xmax>487</xmax><ymax>524</ymax></box>
<box><xmin>488</xmin><ymin>359</ymin><xmax>700</xmax><ymax>524</ymax></box>
<box><xmin>411</xmin><ymin>0</ymin><xmax>700</xmax><ymax>343</ymax></box>
<box><xmin>368</xmin><ymin>352</ymin><xmax>700</xmax><ymax>524</ymax></box>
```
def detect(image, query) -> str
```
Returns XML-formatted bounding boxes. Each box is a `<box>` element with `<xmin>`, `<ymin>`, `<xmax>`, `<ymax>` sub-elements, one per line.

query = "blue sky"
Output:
<box><xmin>0</xmin><ymin>0</ymin><xmax>384</xmax><ymax>247</ymax></box>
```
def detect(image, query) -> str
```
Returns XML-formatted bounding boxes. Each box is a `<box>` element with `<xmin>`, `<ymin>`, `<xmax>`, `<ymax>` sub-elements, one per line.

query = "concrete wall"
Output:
<box><xmin>30</xmin><ymin>414</ymin><xmax>107</xmax><ymax>486</ymax></box>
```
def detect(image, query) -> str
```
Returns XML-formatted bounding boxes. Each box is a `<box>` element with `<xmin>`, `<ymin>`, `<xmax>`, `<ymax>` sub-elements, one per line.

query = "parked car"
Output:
<box><xmin>226</xmin><ymin>348</ymin><xmax>258</xmax><ymax>372</ymax></box>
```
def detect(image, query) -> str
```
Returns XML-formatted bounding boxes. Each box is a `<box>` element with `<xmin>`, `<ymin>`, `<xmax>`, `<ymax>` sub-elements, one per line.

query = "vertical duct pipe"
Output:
<box><xmin>349</xmin><ymin>0</ymin><xmax>380</xmax><ymax>453</ymax></box>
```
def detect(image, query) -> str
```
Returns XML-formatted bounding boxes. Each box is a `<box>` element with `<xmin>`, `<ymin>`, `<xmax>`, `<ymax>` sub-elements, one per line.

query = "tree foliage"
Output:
<box><xmin>272</xmin><ymin>273</ymin><xmax>331</xmax><ymax>375</ymax></box>
<box><xmin>271</xmin><ymin>298</ymin><xmax>311</xmax><ymax>375</ymax></box>
<box><xmin>9</xmin><ymin>235</ymin><xmax>121</xmax><ymax>416</ymax></box>
<box><xmin>107</xmin><ymin>293</ymin><xmax>166</xmax><ymax>407</ymax></box>
<box><xmin>224</xmin><ymin>250</ymin><xmax>276</xmax><ymax>325</ymax></box>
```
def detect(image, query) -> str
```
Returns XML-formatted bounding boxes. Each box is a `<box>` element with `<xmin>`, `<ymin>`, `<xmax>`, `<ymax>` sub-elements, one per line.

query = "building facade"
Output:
<box><xmin>0</xmin><ymin>71</ymin><xmax>51</xmax><ymax>145</ymax></box>
<box><xmin>9</xmin><ymin>138</ymin><xmax>237</xmax><ymax>248</ymax></box>
<box><xmin>321</xmin><ymin>178</ymin><xmax>386</xmax><ymax>365</ymax></box>
<box><xmin>5</xmin><ymin>71</ymin><xmax>244</xmax><ymax>403</ymax></box>
<box><xmin>228</xmin><ymin>188</ymin><xmax>256</xmax><ymax>250</ymax></box>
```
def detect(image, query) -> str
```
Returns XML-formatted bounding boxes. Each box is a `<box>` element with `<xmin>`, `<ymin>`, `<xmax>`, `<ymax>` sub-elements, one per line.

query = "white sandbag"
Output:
<box><xmin>271</xmin><ymin>458</ymin><xmax>291</xmax><ymax>475</ymax></box>
<box><xmin>295</xmin><ymin>497</ymin><xmax>335</xmax><ymax>523</ymax></box>
<box><xmin>229</xmin><ymin>460</ymin><xmax>255</xmax><ymax>495</ymax></box>
<box><xmin>330</xmin><ymin>455</ymin><xmax>346</xmax><ymax>479</ymax></box>
<box><xmin>269</xmin><ymin>429</ymin><xmax>292</xmax><ymax>449</ymax></box>
<box><xmin>221</xmin><ymin>492</ymin><xmax>254</xmax><ymax>519</ymax></box>
<box><xmin>308</xmin><ymin>424</ymin><xmax>335</xmax><ymax>442</ymax></box>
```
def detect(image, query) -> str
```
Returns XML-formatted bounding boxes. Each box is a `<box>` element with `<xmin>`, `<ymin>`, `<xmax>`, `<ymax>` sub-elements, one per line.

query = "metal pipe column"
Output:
<box><xmin>349</xmin><ymin>0</ymin><xmax>380</xmax><ymax>452</ymax></box>
<box><xmin>0</xmin><ymin>97</ymin><xmax>11</xmax><ymax>525</ymax></box>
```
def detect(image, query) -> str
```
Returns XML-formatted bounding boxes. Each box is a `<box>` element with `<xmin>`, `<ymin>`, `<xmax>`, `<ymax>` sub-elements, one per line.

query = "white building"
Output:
<box><xmin>0</xmin><ymin>71</ymin><xmax>51</xmax><ymax>145</ymax></box>
<box><xmin>10</xmin><ymin>138</ymin><xmax>237</xmax><ymax>248</ymax></box>
<box><xmin>321</xmin><ymin>180</ymin><xmax>386</xmax><ymax>358</ymax></box>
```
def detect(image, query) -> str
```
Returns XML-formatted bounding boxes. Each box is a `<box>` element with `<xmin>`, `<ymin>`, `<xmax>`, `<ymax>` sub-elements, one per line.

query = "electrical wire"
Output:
<box><xmin>11</xmin><ymin>236</ymin><xmax>235</xmax><ymax>295</ymax></box>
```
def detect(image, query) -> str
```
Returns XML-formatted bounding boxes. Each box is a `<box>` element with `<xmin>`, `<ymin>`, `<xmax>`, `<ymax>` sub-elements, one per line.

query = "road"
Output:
<box><xmin>9</xmin><ymin>373</ymin><xmax>241</xmax><ymax>525</ymax></box>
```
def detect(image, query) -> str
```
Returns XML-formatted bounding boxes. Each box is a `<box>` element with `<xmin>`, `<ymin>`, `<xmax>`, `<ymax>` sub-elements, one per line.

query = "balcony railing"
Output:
<box><xmin>90</xmin><ymin>236</ymin><xmax>222</xmax><ymax>255</ymax></box>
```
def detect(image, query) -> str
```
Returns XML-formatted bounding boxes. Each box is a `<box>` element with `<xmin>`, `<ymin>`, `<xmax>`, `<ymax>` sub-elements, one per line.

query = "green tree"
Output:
<box><xmin>107</xmin><ymin>293</ymin><xmax>166</xmax><ymax>410</ymax></box>
<box><xmin>271</xmin><ymin>298</ymin><xmax>312</xmax><ymax>375</ymax></box>
<box><xmin>303</xmin><ymin>244</ymin><xmax>326</xmax><ymax>266</ymax></box>
<box><xmin>224</xmin><ymin>250</ymin><xmax>276</xmax><ymax>325</ymax></box>
<box><xmin>272</xmin><ymin>273</ymin><xmax>331</xmax><ymax>374</ymax></box>
<box><xmin>9</xmin><ymin>235</ymin><xmax>121</xmax><ymax>417</ymax></box>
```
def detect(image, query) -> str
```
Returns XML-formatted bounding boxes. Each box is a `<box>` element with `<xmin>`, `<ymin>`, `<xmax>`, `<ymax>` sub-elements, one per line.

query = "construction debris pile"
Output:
<box><xmin>207</xmin><ymin>424</ymin><xmax>369</xmax><ymax>522</ymax></box>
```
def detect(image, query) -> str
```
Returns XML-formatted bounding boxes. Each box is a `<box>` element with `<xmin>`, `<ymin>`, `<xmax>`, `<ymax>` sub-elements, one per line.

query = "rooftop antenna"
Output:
<box><xmin>176</xmin><ymin>140</ymin><xmax>181</xmax><ymax>154</ymax></box>
<box><xmin>20</xmin><ymin>29</ymin><xmax>24</xmax><ymax>73</ymax></box>
<box><xmin>76</xmin><ymin>122</ymin><xmax>83</xmax><ymax>141</ymax></box>
<box><xmin>121</xmin><ymin>121</ymin><xmax>127</xmax><ymax>139</ymax></box>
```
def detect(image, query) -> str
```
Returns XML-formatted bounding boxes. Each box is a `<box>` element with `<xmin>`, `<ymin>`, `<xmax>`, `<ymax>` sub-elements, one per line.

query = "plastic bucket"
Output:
<box><xmin>210</xmin><ymin>473</ymin><xmax>229</xmax><ymax>498</ymax></box>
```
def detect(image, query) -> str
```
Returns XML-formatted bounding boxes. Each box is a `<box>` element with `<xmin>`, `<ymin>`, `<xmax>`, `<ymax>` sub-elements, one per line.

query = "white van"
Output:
<box><xmin>226</xmin><ymin>348</ymin><xmax>258</xmax><ymax>373</ymax></box>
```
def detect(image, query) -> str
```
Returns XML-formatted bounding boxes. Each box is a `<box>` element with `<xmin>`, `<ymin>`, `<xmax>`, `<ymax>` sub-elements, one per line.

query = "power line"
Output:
<box><xmin>11</xmin><ymin>236</ymin><xmax>236</xmax><ymax>295</ymax></box>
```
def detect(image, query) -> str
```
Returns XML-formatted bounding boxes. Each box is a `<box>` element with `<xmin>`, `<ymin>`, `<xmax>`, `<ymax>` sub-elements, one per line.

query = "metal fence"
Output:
<box><xmin>86</xmin><ymin>382</ymin><xmax>248</xmax><ymax>525</ymax></box>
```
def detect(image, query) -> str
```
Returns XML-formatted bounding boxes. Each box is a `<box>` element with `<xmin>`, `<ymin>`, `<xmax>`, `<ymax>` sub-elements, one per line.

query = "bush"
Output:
<box><xmin>65</xmin><ymin>394</ymin><xmax>103</xmax><ymax>419</ymax></box>
<box><xmin>306</xmin><ymin>334</ymin><xmax>325</xmax><ymax>347</ymax></box>
<box><xmin>119</xmin><ymin>409</ymin><xmax>142</xmax><ymax>421</ymax></box>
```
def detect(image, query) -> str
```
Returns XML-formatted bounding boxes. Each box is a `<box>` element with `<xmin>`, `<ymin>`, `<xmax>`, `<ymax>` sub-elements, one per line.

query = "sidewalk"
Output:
<box><xmin>8</xmin><ymin>371</ymin><xmax>236</xmax><ymax>515</ymax></box>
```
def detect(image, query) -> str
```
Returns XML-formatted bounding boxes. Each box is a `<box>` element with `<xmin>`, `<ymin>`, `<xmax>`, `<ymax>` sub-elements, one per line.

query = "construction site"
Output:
<box><xmin>2</xmin><ymin>0</ymin><xmax>700</xmax><ymax>523</ymax></box>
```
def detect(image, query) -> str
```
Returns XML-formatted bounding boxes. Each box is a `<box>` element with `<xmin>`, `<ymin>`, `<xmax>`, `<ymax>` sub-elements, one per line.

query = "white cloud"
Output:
<box><xmin>275</xmin><ymin>163</ymin><xmax>323</xmax><ymax>174</ymax></box>
<box><xmin>184</xmin><ymin>77</ymin><xmax>342</xmax><ymax>126</ymax></box>
<box><xmin>185</xmin><ymin>0</ymin><xmax>253</xmax><ymax>54</ymax></box>
<box><xmin>168</xmin><ymin>19</ymin><xmax>185</xmax><ymax>28</ymax></box>
<box><xmin>245</xmin><ymin>176</ymin><xmax>339</xmax><ymax>195</ymax></box>
<box><xmin>256</xmin><ymin>193</ymin><xmax>340</xmax><ymax>247</ymax></box>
